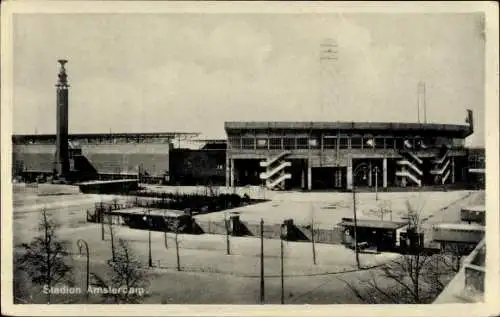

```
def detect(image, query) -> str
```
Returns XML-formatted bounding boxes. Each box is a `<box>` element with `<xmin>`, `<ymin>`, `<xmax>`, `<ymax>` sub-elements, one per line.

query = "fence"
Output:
<box><xmin>195</xmin><ymin>218</ymin><xmax>344</xmax><ymax>245</ymax></box>
<box><xmin>463</xmin><ymin>239</ymin><xmax>486</xmax><ymax>293</ymax></box>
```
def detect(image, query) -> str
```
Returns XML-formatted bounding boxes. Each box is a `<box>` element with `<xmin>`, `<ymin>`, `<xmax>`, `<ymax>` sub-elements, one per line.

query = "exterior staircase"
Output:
<box><xmin>431</xmin><ymin>146</ymin><xmax>451</xmax><ymax>184</ymax></box>
<box><xmin>259</xmin><ymin>151</ymin><xmax>291</xmax><ymax>190</ymax></box>
<box><xmin>396</xmin><ymin>141</ymin><xmax>422</xmax><ymax>187</ymax></box>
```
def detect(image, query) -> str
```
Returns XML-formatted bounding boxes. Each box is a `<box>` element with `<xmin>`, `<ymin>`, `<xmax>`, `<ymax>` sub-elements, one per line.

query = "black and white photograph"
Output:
<box><xmin>1</xmin><ymin>1</ymin><xmax>498</xmax><ymax>316</ymax></box>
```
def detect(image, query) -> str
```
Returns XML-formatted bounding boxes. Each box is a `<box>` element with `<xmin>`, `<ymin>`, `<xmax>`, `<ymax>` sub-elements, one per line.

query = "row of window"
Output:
<box><xmin>228</xmin><ymin>136</ymin><xmax>462</xmax><ymax>150</ymax></box>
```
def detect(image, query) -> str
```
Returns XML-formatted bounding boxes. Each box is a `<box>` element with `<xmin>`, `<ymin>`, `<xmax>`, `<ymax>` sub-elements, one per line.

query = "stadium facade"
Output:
<box><xmin>11</xmin><ymin>60</ymin><xmax>484</xmax><ymax>190</ymax></box>
<box><xmin>225</xmin><ymin>111</ymin><xmax>476</xmax><ymax>190</ymax></box>
<box><xmin>12</xmin><ymin>110</ymin><xmax>484</xmax><ymax>191</ymax></box>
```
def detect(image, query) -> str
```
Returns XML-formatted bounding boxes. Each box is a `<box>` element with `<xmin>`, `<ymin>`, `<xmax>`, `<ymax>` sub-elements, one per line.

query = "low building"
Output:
<box><xmin>338</xmin><ymin>218</ymin><xmax>408</xmax><ymax>252</ymax></box>
<box><xmin>169</xmin><ymin>140</ymin><xmax>227</xmax><ymax>186</ymax></box>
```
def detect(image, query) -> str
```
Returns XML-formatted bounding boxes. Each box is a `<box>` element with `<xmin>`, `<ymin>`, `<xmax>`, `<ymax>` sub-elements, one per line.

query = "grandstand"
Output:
<box><xmin>12</xmin><ymin>132</ymin><xmax>199</xmax><ymax>183</ymax></box>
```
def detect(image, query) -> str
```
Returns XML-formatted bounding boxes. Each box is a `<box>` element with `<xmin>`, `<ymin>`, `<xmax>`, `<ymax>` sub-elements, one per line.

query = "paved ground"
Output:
<box><xmin>11</xmin><ymin>183</ymin><xmax>482</xmax><ymax>304</ymax></box>
<box><xmin>196</xmin><ymin>190</ymin><xmax>475</xmax><ymax>230</ymax></box>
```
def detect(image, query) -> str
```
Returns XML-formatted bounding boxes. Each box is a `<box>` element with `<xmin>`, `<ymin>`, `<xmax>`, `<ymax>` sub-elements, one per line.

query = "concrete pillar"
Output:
<box><xmin>55</xmin><ymin>60</ymin><xmax>70</xmax><ymax>180</ymax></box>
<box><xmin>368</xmin><ymin>161</ymin><xmax>372</xmax><ymax>187</ymax></box>
<box><xmin>225</xmin><ymin>154</ymin><xmax>230</xmax><ymax>187</ymax></box>
<box><xmin>230</xmin><ymin>159</ymin><xmax>235</xmax><ymax>187</ymax></box>
<box><xmin>346</xmin><ymin>158</ymin><xmax>353</xmax><ymax>190</ymax></box>
<box><xmin>337</xmin><ymin>169</ymin><xmax>343</xmax><ymax>188</ymax></box>
<box><xmin>301</xmin><ymin>168</ymin><xmax>305</xmax><ymax>189</ymax></box>
<box><xmin>382</xmin><ymin>158</ymin><xmax>387</xmax><ymax>188</ymax></box>
<box><xmin>281</xmin><ymin>169</ymin><xmax>285</xmax><ymax>190</ymax></box>
<box><xmin>307</xmin><ymin>161</ymin><xmax>312</xmax><ymax>191</ymax></box>
<box><xmin>451</xmin><ymin>157</ymin><xmax>455</xmax><ymax>183</ymax></box>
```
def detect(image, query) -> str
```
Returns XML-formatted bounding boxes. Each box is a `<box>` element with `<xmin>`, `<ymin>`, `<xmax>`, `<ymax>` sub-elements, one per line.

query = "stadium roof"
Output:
<box><xmin>108</xmin><ymin>207</ymin><xmax>185</xmax><ymax>218</ymax></box>
<box><xmin>461</xmin><ymin>205</ymin><xmax>486</xmax><ymax>213</ymax></box>
<box><xmin>432</xmin><ymin>223</ymin><xmax>485</xmax><ymax>231</ymax></box>
<box><xmin>191</xmin><ymin>139</ymin><xmax>227</xmax><ymax>144</ymax></box>
<box><xmin>12</xmin><ymin>132</ymin><xmax>200</xmax><ymax>143</ymax></box>
<box><xmin>225</xmin><ymin>121</ymin><xmax>472</xmax><ymax>138</ymax></box>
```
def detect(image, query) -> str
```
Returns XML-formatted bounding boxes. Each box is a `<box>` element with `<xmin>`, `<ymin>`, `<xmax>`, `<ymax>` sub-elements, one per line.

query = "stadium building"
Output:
<box><xmin>11</xmin><ymin>60</ymin><xmax>484</xmax><ymax>191</ymax></box>
<box><xmin>225</xmin><ymin>111</ymin><xmax>475</xmax><ymax>190</ymax></box>
<box><xmin>12</xmin><ymin>132</ymin><xmax>197</xmax><ymax>184</ymax></box>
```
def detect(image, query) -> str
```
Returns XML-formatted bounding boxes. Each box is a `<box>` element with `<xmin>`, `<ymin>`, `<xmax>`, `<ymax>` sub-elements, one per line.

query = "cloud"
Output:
<box><xmin>12</xmin><ymin>13</ymin><xmax>485</xmax><ymax>146</ymax></box>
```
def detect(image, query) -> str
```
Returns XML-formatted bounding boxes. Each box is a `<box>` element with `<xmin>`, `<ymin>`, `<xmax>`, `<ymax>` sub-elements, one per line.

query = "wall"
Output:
<box><xmin>12</xmin><ymin>142</ymin><xmax>170</xmax><ymax>179</ymax></box>
<box><xmin>82</xmin><ymin>143</ymin><xmax>170</xmax><ymax>177</ymax></box>
<box><xmin>463</xmin><ymin>239</ymin><xmax>486</xmax><ymax>293</ymax></box>
<box><xmin>169</xmin><ymin>149</ymin><xmax>226</xmax><ymax>185</ymax></box>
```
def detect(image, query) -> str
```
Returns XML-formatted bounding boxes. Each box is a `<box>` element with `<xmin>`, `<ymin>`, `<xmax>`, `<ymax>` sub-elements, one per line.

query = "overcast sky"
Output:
<box><xmin>13</xmin><ymin>13</ymin><xmax>485</xmax><ymax>146</ymax></box>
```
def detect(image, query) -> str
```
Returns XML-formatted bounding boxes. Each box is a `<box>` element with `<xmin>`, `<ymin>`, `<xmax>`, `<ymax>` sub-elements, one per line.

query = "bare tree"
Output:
<box><xmin>340</xmin><ymin>198</ymin><xmax>455</xmax><ymax>304</ymax></box>
<box><xmin>91</xmin><ymin>239</ymin><xmax>149</xmax><ymax>303</ymax></box>
<box><xmin>160</xmin><ymin>214</ymin><xmax>183</xmax><ymax>268</ymax></box>
<box><xmin>163</xmin><ymin>216</ymin><xmax>170</xmax><ymax>249</ymax></box>
<box><xmin>439</xmin><ymin>242</ymin><xmax>475</xmax><ymax>273</ymax></box>
<box><xmin>340</xmin><ymin>252</ymin><xmax>452</xmax><ymax>304</ymax></box>
<box><xmin>310</xmin><ymin>203</ymin><xmax>317</xmax><ymax>265</ymax></box>
<box><xmin>17</xmin><ymin>208</ymin><xmax>72</xmax><ymax>303</ymax></box>
<box><xmin>172</xmin><ymin>219</ymin><xmax>183</xmax><ymax>271</ymax></box>
<box><xmin>364</xmin><ymin>200</ymin><xmax>393</xmax><ymax>221</ymax></box>
<box><xmin>108</xmin><ymin>211</ymin><xmax>116</xmax><ymax>262</ymax></box>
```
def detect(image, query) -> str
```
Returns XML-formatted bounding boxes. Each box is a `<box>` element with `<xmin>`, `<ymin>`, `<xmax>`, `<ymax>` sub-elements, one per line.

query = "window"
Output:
<box><xmin>256</xmin><ymin>139</ymin><xmax>268</xmax><ymax>149</ymax></box>
<box><xmin>339</xmin><ymin>137</ymin><xmax>349</xmax><ymax>149</ymax></box>
<box><xmin>323</xmin><ymin>136</ymin><xmax>337</xmax><ymax>149</ymax></box>
<box><xmin>363</xmin><ymin>135</ymin><xmax>375</xmax><ymax>149</ymax></box>
<box><xmin>309</xmin><ymin>138</ymin><xmax>319</xmax><ymax>148</ymax></box>
<box><xmin>395</xmin><ymin>138</ymin><xmax>404</xmax><ymax>149</ymax></box>
<box><xmin>374</xmin><ymin>137</ymin><xmax>385</xmax><ymax>149</ymax></box>
<box><xmin>228</xmin><ymin>137</ymin><xmax>241</xmax><ymax>149</ymax></box>
<box><xmin>241</xmin><ymin>138</ymin><xmax>255</xmax><ymax>149</ymax></box>
<box><xmin>403</xmin><ymin>137</ymin><xmax>415</xmax><ymax>149</ymax></box>
<box><xmin>269</xmin><ymin>137</ymin><xmax>282</xmax><ymax>150</ymax></box>
<box><xmin>452</xmin><ymin>138</ymin><xmax>465</xmax><ymax>148</ymax></box>
<box><xmin>384</xmin><ymin>137</ymin><xmax>395</xmax><ymax>149</ymax></box>
<box><xmin>350</xmin><ymin>135</ymin><xmax>363</xmax><ymax>149</ymax></box>
<box><xmin>423</xmin><ymin>137</ymin><xmax>436</xmax><ymax>148</ymax></box>
<box><xmin>296</xmin><ymin>138</ymin><xmax>308</xmax><ymax>149</ymax></box>
<box><xmin>283</xmin><ymin>137</ymin><xmax>295</xmax><ymax>150</ymax></box>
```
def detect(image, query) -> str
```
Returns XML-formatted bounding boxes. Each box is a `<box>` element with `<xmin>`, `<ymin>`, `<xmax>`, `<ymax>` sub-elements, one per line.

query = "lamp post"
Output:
<box><xmin>352</xmin><ymin>163</ymin><xmax>370</xmax><ymax>269</ymax></box>
<box><xmin>373</xmin><ymin>166</ymin><xmax>380</xmax><ymax>201</ymax></box>
<box><xmin>76</xmin><ymin>239</ymin><xmax>90</xmax><ymax>301</ymax></box>
<box><xmin>100</xmin><ymin>202</ymin><xmax>105</xmax><ymax>241</ymax></box>
<box><xmin>225</xmin><ymin>210</ymin><xmax>231</xmax><ymax>255</ymax></box>
<box><xmin>280</xmin><ymin>223</ymin><xmax>287</xmax><ymax>305</ymax></box>
<box><xmin>260</xmin><ymin>218</ymin><xmax>265</xmax><ymax>304</ymax></box>
<box><xmin>143</xmin><ymin>209</ymin><xmax>153</xmax><ymax>268</ymax></box>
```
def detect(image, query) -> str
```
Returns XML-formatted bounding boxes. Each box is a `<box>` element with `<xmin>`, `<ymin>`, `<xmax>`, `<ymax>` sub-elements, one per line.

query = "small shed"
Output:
<box><xmin>339</xmin><ymin>218</ymin><xmax>408</xmax><ymax>251</ymax></box>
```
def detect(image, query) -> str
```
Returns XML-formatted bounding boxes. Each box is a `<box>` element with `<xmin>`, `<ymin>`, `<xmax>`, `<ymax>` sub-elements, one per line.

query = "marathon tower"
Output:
<box><xmin>54</xmin><ymin>60</ymin><xmax>70</xmax><ymax>180</ymax></box>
